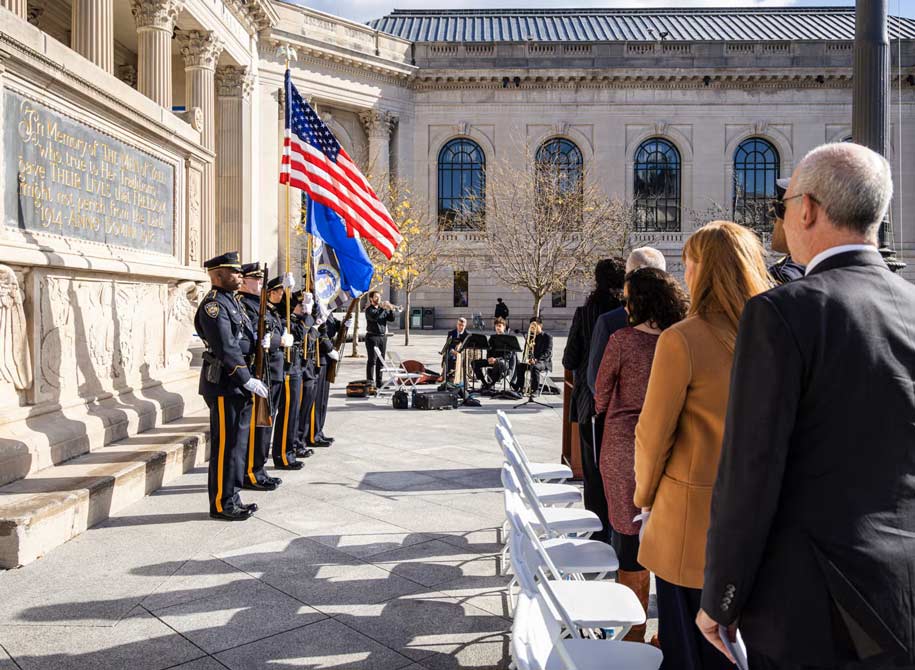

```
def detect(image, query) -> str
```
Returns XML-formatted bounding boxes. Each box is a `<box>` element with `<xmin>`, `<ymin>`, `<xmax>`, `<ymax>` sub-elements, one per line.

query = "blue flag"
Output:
<box><xmin>305</xmin><ymin>197</ymin><xmax>374</xmax><ymax>314</ymax></box>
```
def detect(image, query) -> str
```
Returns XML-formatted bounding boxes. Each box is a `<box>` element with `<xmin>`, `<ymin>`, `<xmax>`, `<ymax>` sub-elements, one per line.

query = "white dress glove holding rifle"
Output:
<box><xmin>282</xmin><ymin>272</ymin><xmax>295</xmax><ymax>290</ymax></box>
<box><xmin>244</xmin><ymin>378</ymin><xmax>269</xmax><ymax>398</ymax></box>
<box><xmin>280</xmin><ymin>329</ymin><xmax>294</xmax><ymax>348</ymax></box>
<box><xmin>328</xmin><ymin>349</ymin><xmax>340</xmax><ymax>361</ymax></box>
<box><xmin>261</xmin><ymin>334</ymin><xmax>271</xmax><ymax>350</ymax></box>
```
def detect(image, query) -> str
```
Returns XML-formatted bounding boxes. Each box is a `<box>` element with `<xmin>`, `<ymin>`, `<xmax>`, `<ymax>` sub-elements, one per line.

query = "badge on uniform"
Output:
<box><xmin>205</xmin><ymin>302</ymin><xmax>220</xmax><ymax>318</ymax></box>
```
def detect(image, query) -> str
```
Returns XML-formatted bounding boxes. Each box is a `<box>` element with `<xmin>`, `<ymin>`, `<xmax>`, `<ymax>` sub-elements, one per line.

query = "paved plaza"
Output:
<box><xmin>0</xmin><ymin>332</ymin><xmax>650</xmax><ymax>670</ymax></box>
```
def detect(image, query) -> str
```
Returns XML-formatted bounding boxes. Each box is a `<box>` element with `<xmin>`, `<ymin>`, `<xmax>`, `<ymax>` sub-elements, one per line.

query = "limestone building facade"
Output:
<box><xmin>1</xmin><ymin>2</ymin><xmax>914</xmax><ymax>565</ymax></box>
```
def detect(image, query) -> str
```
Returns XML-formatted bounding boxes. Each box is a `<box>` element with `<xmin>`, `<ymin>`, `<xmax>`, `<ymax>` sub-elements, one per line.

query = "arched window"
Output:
<box><xmin>634</xmin><ymin>138</ymin><xmax>681</xmax><ymax>232</ymax></box>
<box><xmin>438</xmin><ymin>139</ymin><xmax>485</xmax><ymax>230</ymax></box>
<box><xmin>536</xmin><ymin>138</ymin><xmax>583</xmax><ymax>193</ymax></box>
<box><xmin>733</xmin><ymin>138</ymin><xmax>780</xmax><ymax>233</ymax></box>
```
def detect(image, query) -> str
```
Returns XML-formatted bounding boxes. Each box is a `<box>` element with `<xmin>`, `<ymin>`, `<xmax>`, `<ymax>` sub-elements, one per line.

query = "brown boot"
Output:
<box><xmin>617</xmin><ymin>569</ymin><xmax>651</xmax><ymax>642</ymax></box>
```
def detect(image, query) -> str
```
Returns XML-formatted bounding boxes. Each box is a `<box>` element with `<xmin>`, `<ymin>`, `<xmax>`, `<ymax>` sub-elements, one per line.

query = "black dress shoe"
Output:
<box><xmin>295</xmin><ymin>446</ymin><xmax>315</xmax><ymax>458</ymax></box>
<box><xmin>242</xmin><ymin>480</ymin><xmax>277</xmax><ymax>491</ymax></box>
<box><xmin>210</xmin><ymin>506</ymin><xmax>254</xmax><ymax>521</ymax></box>
<box><xmin>312</xmin><ymin>439</ymin><xmax>332</xmax><ymax>448</ymax></box>
<box><xmin>316</xmin><ymin>435</ymin><xmax>335</xmax><ymax>444</ymax></box>
<box><xmin>274</xmin><ymin>461</ymin><xmax>305</xmax><ymax>470</ymax></box>
<box><xmin>267</xmin><ymin>476</ymin><xmax>283</xmax><ymax>486</ymax></box>
<box><xmin>242</xmin><ymin>502</ymin><xmax>258</xmax><ymax>512</ymax></box>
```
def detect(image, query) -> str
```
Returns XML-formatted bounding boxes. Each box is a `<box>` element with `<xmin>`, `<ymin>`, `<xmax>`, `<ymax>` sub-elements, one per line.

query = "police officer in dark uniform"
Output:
<box><xmin>265</xmin><ymin>275</ymin><xmax>304</xmax><ymax>470</ymax></box>
<box><xmin>769</xmin><ymin>177</ymin><xmax>806</xmax><ymax>284</ymax></box>
<box><xmin>236</xmin><ymin>263</ymin><xmax>283</xmax><ymax>491</ymax></box>
<box><xmin>194</xmin><ymin>252</ymin><xmax>267</xmax><ymax>521</ymax></box>
<box><xmin>293</xmin><ymin>293</ymin><xmax>320</xmax><ymax>458</ymax></box>
<box><xmin>271</xmin><ymin>290</ymin><xmax>309</xmax><ymax>464</ymax></box>
<box><xmin>306</xmin><ymin>311</ymin><xmax>340</xmax><ymax>448</ymax></box>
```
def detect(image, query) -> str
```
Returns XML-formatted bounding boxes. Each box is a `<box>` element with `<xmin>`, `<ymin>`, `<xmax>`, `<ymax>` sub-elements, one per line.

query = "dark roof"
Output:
<box><xmin>369</xmin><ymin>7</ymin><xmax>915</xmax><ymax>43</ymax></box>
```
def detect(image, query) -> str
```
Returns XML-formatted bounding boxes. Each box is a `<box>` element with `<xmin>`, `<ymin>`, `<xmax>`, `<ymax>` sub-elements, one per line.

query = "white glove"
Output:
<box><xmin>244</xmin><ymin>378</ymin><xmax>269</xmax><ymax>398</ymax></box>
<box><xmin>344</xmin><ymin>318</ymin><xmax>354</xmax><ymax>329</ymax></box>
<box><xmin>316</xmin><ymin>316</ymin><xmax>326</xmax><ymax>327</ymax></box>
<box><xmin>261</xmin><ymin>334</ymin><xmax>271</xmax><ymax>350</ymax></box>
<box><xmin>328</xmin><ymin>349</ymin><xmax>340</xmax><ymax>361</ymax></box>
<box><xmin>280</xmin><ymin>329</ymin><xmax>294</xmax><ymax>348</ymax></box>
<box><xmin>282</xmin><ymin>272</ymin><xmax>295</xmax><ymax>290</ymax></box>
<box><xmin>302</xmin><ymin>291</ymin><xmax>314</xmax><ymax>311</ymax></box>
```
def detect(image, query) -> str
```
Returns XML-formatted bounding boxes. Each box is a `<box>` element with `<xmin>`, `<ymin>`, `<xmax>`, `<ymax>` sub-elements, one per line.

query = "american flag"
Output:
<box><xmin>280</xmin><ymin>70</ymin><xmax>401</xmax><ymax>259</ymax></box>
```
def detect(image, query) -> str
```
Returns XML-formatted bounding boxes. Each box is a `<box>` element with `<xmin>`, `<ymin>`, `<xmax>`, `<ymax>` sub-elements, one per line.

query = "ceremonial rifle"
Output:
<box><xmin>253</xmin><ymin>263</ymin><xmax>273</xmax><ymax>427</ymax></box>
<box><xmin>325</xmin><ymin>298</ymin><xmax>359</xmax><ymax>383</ymax></box>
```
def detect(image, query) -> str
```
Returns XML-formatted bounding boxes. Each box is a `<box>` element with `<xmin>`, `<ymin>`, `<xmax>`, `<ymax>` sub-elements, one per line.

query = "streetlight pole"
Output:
<box><xmin>853</xmin><ymin>0</ymin><xmax>904</xmax><ymax>271</ymax></box>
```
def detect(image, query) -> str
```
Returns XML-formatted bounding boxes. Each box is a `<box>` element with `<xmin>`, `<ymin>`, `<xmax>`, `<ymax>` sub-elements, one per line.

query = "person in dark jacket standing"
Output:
<box><xmin>494</xmin><ymin>297</ymin><xmax>509</xmax><ymax>324</ymax></box>
<box><xmin>562</xmin><ymin>258</ymin><xmax>625</xmax><ymax>543</ymax></box>
<box><xmin>698</xmin><ymin>142</ymin><xmax>915</xmax><ymax>669</ymax></box>
<box><xmin>767</xmin><ymin>177</ymin><xmax>806</xmax><ymax>285</ymax></box>
<box><xmin>365</xmin><ymin>290</ymin><xmax>395</xmax><ymax>387</ymax></box>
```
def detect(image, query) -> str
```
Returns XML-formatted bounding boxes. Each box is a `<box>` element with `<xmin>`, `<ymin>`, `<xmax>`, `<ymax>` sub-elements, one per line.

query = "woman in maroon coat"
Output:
<box><xmin>594</xmin><ymin>267</ymin><xmax>688</xmax><ymax>643</ymax></box>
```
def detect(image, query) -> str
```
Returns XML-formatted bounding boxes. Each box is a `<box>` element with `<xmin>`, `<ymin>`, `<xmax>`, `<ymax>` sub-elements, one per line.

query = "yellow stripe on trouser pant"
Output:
<box><xmin>216</xmin><ymin>396</ymin><xmax>226</xmax><ymax>513</ymax></box>
<box><xmin>280</xmin><ymin>376</ymin><xmax>291</xmax><ymax>465</ymax></box>
<box><xmin>246</xmin><ymin>399</ymin><xmax>257</xmax><ymax>485</ymax></box>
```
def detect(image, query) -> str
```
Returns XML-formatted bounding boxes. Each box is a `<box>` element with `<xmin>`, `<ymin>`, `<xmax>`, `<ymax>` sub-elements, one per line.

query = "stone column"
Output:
<box><xmin>71</xmin><ymin>0</ymin><xmax>114</xmax><ymax>73</ymax></box>
<box><xmin>130</xmin><ymin>0</ymin><xmax>184</xmax><ymax>108</ymax></box>
<box><xmin>1</xmin><ymin>0</ymin><xmax>26</xmax><ymax>19</ymax></box>
<box><xmin>180</xmin><ymin>30</ymin><xmax>222</xmax><ymax>260</ymax></box>
<box><xmin>359</xmin><ymin>109</ymin><xmax>398</xmax><ymax>190</ymax></box>
<box><xmin>215</xmin><ymin>66</ymin><xmax>253</xmax><ymax>257</ymax></box>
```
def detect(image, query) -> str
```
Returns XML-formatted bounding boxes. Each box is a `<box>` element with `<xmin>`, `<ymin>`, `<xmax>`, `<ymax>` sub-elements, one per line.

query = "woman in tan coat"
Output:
<box><xmin>634</xmin><ymin>221</ymin><xmax>771</xmax><ymax>669</ymax></box>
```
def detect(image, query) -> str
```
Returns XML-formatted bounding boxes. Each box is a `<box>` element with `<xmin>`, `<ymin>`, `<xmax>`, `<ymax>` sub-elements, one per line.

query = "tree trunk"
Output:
<box><xmin>404</xmin><ymin>291</ymin><xmax>412</xmax><ymax>346</ymax></box>
<box><xmin>532</xmin><ymin>294</ymin><xmax>544</xmax><ymax>318</ymax></box>
<box><xmin>349</xmin><ymin>295</ymin><xmax>362</xmax><ymax>357</ymax></box>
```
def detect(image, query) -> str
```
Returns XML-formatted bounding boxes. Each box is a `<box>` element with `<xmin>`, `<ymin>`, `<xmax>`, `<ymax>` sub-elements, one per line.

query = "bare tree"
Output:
<box><xmin>465</xmin><ymin>146</ymin><xmax>627</xmax><ymax>316</ymax></box>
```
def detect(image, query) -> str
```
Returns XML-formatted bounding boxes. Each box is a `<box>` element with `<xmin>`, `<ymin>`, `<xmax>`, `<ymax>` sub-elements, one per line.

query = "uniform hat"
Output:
<box><xmin>266</xmin><ymin>276</ymin><xmax>284</xmax><ymax>291</ymax></box>
<box><xmin>204</xmin><ymin>251</ymin><xmax>241</xmax><ymax>271</ymax></box>
<box><xmin>240</xmin><ymin>263</ymin><xmax>264</xmax><ymax>278</ymax></box>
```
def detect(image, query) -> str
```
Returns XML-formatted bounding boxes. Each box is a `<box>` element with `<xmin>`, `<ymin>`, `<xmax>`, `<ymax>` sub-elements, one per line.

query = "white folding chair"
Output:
<box><xmin>498</xmin><ymin>427</ymin><xmax>581</xmax><ymax>507</ymax></box>
<box><xmin>497</xmin><ymin>411</ymin><xmax>572</xmax><ymax>482</ymax></box>
<box><xmin>374</xmin><ymin>346</ymin><xmax>421</xmax><ymax>396</ymax></box>
<box><xmin>511</xmin><ymin>575</ymin><xmax>662</xmax><ymax>670</ymax></box>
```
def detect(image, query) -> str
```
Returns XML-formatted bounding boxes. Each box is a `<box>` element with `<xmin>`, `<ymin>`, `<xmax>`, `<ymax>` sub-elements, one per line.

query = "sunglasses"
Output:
<box><xmin>769</xmin><ymin>193</ymin><xmax>815</xmax><ymax>220</ymax></box>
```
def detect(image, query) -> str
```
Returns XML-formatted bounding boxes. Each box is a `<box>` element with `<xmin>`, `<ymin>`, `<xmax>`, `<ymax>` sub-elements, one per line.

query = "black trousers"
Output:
<box><xmin>271</xmin><ymin>373</ymin><xmax>302</xmax><ymax>466</ymax></box>
<box><xmin>472</xmin><ymin>358</ymin><xmax>509</xmax><ymax>387</ymax></box>
<box><xmin>748</xmin><ymin>650</ymin><xmax>906</xmax><ymax>670</ymax></box>
<box><xmin>295</xmin><ymin>375</ymin><xmax>315</xmax><ymax>449</ymax></box>
<box><xmin>579</xmin><ymin>411</ymin><xmax>611</xmax><ymax>543</ymax></box>
<box><xmin>205</xmin><ymin>394</ymin><xmax>250</xmax><ymax>514</ymax></box>
<box><xmin>656</xmin><ymin>576</ymin><xmax>736</xmax><ymax>670</ymax></box>
<box><xmin>365</xmin><ymin>334</ymin><xmax>386</xmax><ymax>387</ymax></box>
<box><xmin>512</xmin><ymin>361</ymin><xmax>547</xmax><ymax>392</ymax></box>
<box><xmin>313</xmin><ymin>364</ymin><xmax>330</xmax><ymax>440</ymax></box>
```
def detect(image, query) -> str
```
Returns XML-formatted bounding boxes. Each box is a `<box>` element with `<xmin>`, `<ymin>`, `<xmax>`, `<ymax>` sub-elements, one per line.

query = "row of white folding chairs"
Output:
<box><xmin>496</xmin><ymin>420</ymin><xmax>663</xmax><ymax>669</ymax></box>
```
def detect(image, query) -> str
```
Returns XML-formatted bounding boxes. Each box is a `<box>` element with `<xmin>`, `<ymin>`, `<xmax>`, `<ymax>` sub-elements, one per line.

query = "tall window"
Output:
<box><xmin>453</xmin><ymin>270</ymin><xmax>469</xmax><ymax>308</ymax></box>
<box><xmin>634</xmin><ymin>138</ymin><xmax>681</xmax><ymax>231</ymax></box>
<box><xmin>438</xmin><ymin>139</ymin><xmax>485</xmax><ymax>230</ymax></box>
<box><xmin>733</xmin><ymin>138</ymin><xmax>779</xmax><ymax>234</ymax></box>
<box><xmin>536</xmin><ymin>138</ymin><xmax>583</xmax><ymax>194</ymax></box>
<box><xmin>551</xmin><ymin>289</ymin><xmax>567</xmax><ymax>309</ymax></box>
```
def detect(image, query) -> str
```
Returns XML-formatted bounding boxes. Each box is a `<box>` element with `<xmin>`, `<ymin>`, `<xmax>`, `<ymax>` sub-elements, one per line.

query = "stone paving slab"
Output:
<box><xmin>0</xmin><ymin>333</ymin><xmax>591</xmax><ymax>669</ymax></box>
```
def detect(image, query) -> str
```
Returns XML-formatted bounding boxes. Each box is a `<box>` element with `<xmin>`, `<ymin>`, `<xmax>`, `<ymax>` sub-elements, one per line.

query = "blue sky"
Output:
<box><xmin>289</xmin><ymin>0</ymin><xmax>915</xmax><ymax>24</ymax></box>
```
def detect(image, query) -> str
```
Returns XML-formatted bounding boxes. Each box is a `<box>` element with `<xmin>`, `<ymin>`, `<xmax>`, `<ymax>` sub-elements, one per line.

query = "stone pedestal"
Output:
<box><xmin>1</xmin><ymin>0</ymin><xmax>26</xmax><ymax>19</ymax></box>
<box><xmin>180</xmin><ymin>30</ymin><xmax>222</xmax><ymax>259</ymax></box>
<box><xmin>215</xmin><ymin>66</ymin><xmax>253</xmax><ymax>257</ymax></box>
<box><xmin>130</xmin><ymin>0</ymin><xmax>184</xmax><ymax>108</ymax></box>
<box><xmin>71</xmin><ymin>0</ymin><xmax>114</xmax><ymax>73</ymax></box>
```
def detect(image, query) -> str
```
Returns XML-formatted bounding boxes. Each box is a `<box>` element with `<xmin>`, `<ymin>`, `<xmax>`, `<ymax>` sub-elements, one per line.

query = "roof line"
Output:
<box><xmin>380</xmin><ymin>7</ymin><xmax>859</xmax><ymax>15</ymax></box>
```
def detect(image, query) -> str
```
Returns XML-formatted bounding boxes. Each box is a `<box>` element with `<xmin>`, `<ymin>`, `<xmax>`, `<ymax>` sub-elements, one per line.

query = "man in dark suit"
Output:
<box><xmin>562</xmin><ymin>258</ymin><xmax>625</xmax><ymax>543</ymax></box>
<box><xmin>512</xmin><ymin>316</ymin><xmax>552</xmax><ymax>393</ymax></box>
<box><xmin>698</xmin><ymin>142</ymin><xmax>915</xmax><ymax>669</ymax></box>
<box><xmin>442</xmin><ymin>317</ymin><xmax>470</xmax><ymax>381</ymax></box>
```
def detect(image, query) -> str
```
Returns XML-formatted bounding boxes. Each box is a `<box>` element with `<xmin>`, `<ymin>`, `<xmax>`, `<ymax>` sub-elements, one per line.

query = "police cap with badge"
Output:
<box><xmin>204</xmin><ymin>251</ymin><xmax>242</xmax><ymax>272</ymax></box>
<box><xmin>241</xmin><ymin>263</ymin><xmax>264</xmax><ymax>278</ymax></box>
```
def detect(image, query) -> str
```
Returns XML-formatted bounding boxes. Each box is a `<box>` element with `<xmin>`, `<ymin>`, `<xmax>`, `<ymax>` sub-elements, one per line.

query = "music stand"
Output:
<box><xmin>486</xmin><ymin>334</ymin><xmax>523</xmax><ymax>401</ymax></box>
<box><xmin>460</xmin><ymin>333</ymin><xmax>490</xmax><ymax>395</ymax></box>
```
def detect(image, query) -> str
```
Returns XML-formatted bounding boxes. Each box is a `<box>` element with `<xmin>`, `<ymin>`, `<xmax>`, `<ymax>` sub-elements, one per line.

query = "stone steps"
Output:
<box><xmin>0</xmin><ymin>413</ymin><xmax>210</xmax><ymax>570</ymax></box>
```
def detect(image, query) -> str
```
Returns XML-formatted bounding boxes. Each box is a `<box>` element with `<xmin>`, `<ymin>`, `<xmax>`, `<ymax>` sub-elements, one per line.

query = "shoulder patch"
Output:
<box><xmin>205</xmin><ymin>302</ymin><xmax>220</xmax><ymax>318</ymax></box>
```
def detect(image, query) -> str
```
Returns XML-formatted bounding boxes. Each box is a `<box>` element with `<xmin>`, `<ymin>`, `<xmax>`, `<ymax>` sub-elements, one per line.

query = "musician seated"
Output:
<box><xmin>443</xmin><ymin>317</ymin><xmax>469</xmax><ymax>381</ymax></box>
<box><xmin>511</xmin><ymin>316</ymin><xmax>553</xmax><ymax>394</ymax></box>
<box><xmin>472</xmin><ymin>317</ymin><xmax>516</xmax><ymax>389</ymax></box>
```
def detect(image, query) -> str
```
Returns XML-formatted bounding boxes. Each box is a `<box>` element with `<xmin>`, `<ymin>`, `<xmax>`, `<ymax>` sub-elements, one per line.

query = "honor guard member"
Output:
<box><xmin>271</xmin><ymin>290</ymin><xmax>308</xmax><ymax>464</ymax></box>
<box><xmin>306</xmin><ymin>311</ymin><xmax>343</xmax><ymax>448</ymax></box>
<box><xmin>294</xmin><ymin>292</ymin><xmax>320</xmax><ymax>458</ymax></box>
<box><xmin>265</xmin><ymin>275</ymin><xmax>304</xmax><ymax>470</ymax></box>
<box><xmin>195</xmin><ymin>251</ymin><xmax>267</xmax><ymax>521</ymax></box>
<box><xmin>236</xmin><ymin>264</ymin><xmax>283</xmax><ymax>491</ymax></box>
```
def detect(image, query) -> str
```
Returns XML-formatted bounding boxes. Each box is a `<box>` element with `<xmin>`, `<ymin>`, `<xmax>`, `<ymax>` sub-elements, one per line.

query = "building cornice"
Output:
<box><xmin>227</xmin><ymin>0</ymin><xmax>279</xmax><ymax>35</ymax></box>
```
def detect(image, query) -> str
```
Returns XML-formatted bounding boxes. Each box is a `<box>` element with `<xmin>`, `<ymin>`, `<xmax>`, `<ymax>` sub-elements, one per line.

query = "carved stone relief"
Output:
<box><xmin>0</xmin><ymin>264</ymin><xmax>32</xmax><ymax>393</ymax></box>
<box><xmin>166</xmin><ymin>280</ymin><xmax>204</xmax><ymax>369</ymax></box>
<box><xmin>187</xmin><ymin>167</ymin><xmax>202</xmax><ymax>265</ymax></box>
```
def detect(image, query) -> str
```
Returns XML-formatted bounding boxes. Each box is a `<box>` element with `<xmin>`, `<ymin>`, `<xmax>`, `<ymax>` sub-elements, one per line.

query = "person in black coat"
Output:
<box><xmin>561</xmin><ymin>258</ymin><xmax>625</xmax><ymax>543</ymax></box>
<box><xmin>512</xmin><ymin>316</ymin><xmax>552</xmax><ymax>393</ymax></box>
<box><xmin>442</xmin><ymin>317</ymin><xmax>470</xmax><ymax>381</ymax></box>
<box><xmin>364</xmin><ymin>290</ymin><xmax>396</xmax><ymax>387</ymax></box>
<box><xmin>768</xmin><ymin>177</ymin><xmax>806</xmax><ymax>285</ymax></box>
<box><xmin>698</xmin><ymin>142</ymin><xmax>915</xmax><ymax>669</ymax></box>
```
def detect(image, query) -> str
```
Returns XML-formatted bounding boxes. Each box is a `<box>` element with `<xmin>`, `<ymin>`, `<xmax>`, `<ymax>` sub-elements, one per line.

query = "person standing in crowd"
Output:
<box><xmin>270</xmin><ymin>290</ymin><xmax>307</xmax><ymax>467</ymax></box>
<box><xmin>236</xmin><ymin>263</ymin><xmax>283</xmax><ymax>490</ymax></box>
<box><xmin>512</xmin><ymin>316</ymin><xmax>552</xmax><ymax>393</ymax></box>
<box><xmin>305</xmin><ymin>311</ymin><xmax>343</xmax><ymax>448</ymax></box>
<box><xmin>263</xmin><ymin>275</ymin><xmax>303</xmax><ymax>471</ymax></box>
<box><xmin>364</xmin><ymin>291</ymin><xmax>396</xmax><ymax>387</ymax></box>
<box><xmin>634</xmin><ymin>221</ymin><xmax>771</xmax><ymax>669</ymax></box>
<box><xmin>442</xmin><ymin>317</ymin><xmax>470</xmax><ymax>381</ymax></box>
<box><xmin>194</xmin><ymin>252</ymin><xmax>266</xmax><ymax>521</ymax></box>
<box><xmin>699</xmin><ymin>144</ymin><xmax>915</xmax><ymax>669</ymax></box>
<box><xmin>594</xmin><ymin>267</ymin><xmax>688</xmax><ymax>643</ymax></box>
<box><xmin>768</xmin><ymin>177</ymin><xmax>806</xmax><ymax>284</ymax></box>
<box><xmin>494</xmin><ymin>297</ymin><xmax>510</xmax><ymax>326</ymax></box>
<box><xmin>293</xmin><ymin>297</ymin><xmax>320</xmax><ymax>458</ymax></box>
<box><xmin>561</xmin><ymin>258</ymin><xmax>625</xmax><ymax>543</ymax></box>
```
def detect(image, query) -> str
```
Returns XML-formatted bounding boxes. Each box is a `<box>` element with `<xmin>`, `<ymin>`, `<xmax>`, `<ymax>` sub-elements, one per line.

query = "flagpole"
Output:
<box><xmin>283</xmin><ymin>59</ymin><xmax>292</xmax><ymax>363</ymax></box>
